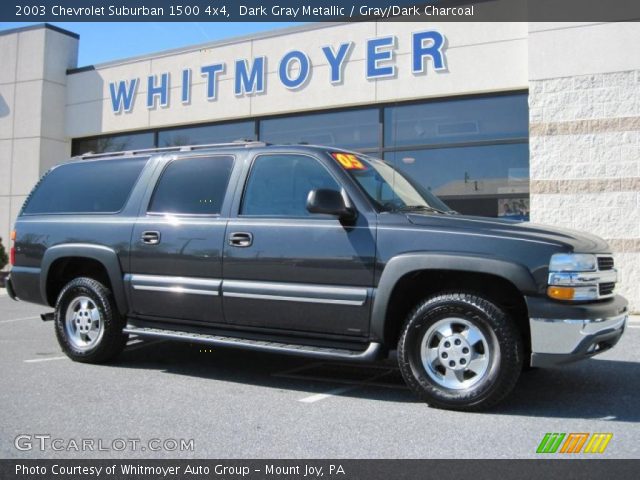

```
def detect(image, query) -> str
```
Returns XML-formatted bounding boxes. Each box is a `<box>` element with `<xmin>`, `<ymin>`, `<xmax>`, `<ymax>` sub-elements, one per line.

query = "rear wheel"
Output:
<box><xmin>397</xmin><ymin>292</ymin><xmax>523</xmax><ymax>411</ymax></box>
<box><xmin>54</xmin><ymin>277</ymin><xmax>128</xmax><ymax>363</ymax></box>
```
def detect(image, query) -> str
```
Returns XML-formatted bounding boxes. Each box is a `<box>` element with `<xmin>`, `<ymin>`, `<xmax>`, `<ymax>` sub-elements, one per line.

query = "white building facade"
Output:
<box><xmin>0</xmin><ymin>22</ymin><xmax>638</xmax><ymax>309</ymax></box>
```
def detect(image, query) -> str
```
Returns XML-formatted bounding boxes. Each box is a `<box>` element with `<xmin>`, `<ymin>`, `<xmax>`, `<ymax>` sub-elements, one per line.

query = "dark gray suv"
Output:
<box><xmin>6</xmin><ymin>142</ymin><xmax>628</xmax><ymax>410</ymax></box>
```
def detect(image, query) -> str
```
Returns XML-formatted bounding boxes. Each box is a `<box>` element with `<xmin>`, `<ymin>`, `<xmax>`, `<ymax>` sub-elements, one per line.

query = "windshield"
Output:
<box><xmin>331</xmin><ymin>152</ymin><xmax>453</xmax><ymax>213</ymax></box>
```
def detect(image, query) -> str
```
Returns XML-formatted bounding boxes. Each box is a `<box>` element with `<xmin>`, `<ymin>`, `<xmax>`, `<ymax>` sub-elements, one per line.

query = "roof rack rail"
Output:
<box><xmin>72</xmin><ymin>139</ymin><xmax>268</xmax><ymax>160</ymax></box>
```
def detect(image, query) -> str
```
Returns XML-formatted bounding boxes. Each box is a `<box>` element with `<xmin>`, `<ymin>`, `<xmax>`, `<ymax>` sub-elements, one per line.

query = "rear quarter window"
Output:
<box><xmin>21</xmin><ymin>157</ymin><xmax>148</xmax><ymax>215</ymax></box>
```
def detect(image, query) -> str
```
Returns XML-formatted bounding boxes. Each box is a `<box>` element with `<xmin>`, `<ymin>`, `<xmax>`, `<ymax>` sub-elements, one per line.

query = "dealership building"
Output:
<box><xmin>0</xmin><ymin>21</ymin><xmax>638</xmax><ymax>309</ymax></box>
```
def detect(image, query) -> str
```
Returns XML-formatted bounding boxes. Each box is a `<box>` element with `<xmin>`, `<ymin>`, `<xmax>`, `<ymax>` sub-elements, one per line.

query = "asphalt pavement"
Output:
<box><xmin>1</xmin><ymin>291</ymin><xmax>639</xmax><ymax>459</ymax></box>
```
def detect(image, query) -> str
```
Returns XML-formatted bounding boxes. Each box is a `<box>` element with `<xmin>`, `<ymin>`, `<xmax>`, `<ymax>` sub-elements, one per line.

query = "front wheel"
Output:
<box><xmin>54</xmin><ymin>277</ymin><xmax>128</xmax><ymax>363</ymax></box>
<box><xmin>397</xmin><ymin>292</ymin><xmax>523</xmax><ymax>411</ymax></box>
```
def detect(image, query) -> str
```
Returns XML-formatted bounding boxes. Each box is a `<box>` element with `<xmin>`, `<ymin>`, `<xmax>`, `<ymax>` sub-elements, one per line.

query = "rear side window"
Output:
<box><xmin>22</xmin><ymin>157</ymin><xmax>148</xmax><ymax>215</ymax></box>
<box><xmin>148</xmin><ymin>156</ymin><xmax>234</xmax><ymax>215</ymax></box>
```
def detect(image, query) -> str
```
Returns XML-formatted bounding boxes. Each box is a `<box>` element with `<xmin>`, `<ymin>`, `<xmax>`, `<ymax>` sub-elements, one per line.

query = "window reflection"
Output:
<box><xmin>261</xmin><ymin>109</ymin><xmax>379</xmax><ymax>149</ymax></box>
<box><xmin>386</xmin><ymin>144</ymin><xmax>530</xmax><ymax>219</ymax></box>
<box><xmin>72</xmin><ymin>132</ymin><xmax>154</xmax><ymax>156</ymax></box>
<box><xmin>158</xmin><ymin>122</ymin><xmax>255</xmax><ymax>147</ymax></box>
<box><xmin>384</xmin><ymin>94</ymin><xmax>528</xmax><ymax>147</ymax></box>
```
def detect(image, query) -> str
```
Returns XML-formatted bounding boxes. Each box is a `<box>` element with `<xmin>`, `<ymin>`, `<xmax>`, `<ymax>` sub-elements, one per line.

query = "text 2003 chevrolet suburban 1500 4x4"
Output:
<box><xmin>6</xmin><ymin>142</ymin><xmax>628</xmax><ymax>410</ymax></box>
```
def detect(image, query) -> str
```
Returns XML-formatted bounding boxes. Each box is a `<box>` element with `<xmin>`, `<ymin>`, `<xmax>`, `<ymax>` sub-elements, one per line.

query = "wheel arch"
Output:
<box><xmin>371</xmin><ymin>253</ymin><xmax>536</xmax><ymax>348</ymax></box>
<box><xmin>40</xmin><ymin>244</ymin><xmax>128</xmax><ymax>315</ymax></box>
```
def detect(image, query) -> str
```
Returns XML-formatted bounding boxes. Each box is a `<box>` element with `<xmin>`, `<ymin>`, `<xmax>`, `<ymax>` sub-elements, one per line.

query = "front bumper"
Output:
<box><xmin>526</xmin><ymin>295</ymin><xmax>628</xmax><ymax>367</ymax></box>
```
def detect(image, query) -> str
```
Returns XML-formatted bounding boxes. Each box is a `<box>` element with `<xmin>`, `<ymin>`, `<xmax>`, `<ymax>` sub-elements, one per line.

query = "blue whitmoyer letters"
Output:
<box><xmin>109</xmin><ymin>30</ymin><xmax>446</xmax><ymax>114</ymax></box>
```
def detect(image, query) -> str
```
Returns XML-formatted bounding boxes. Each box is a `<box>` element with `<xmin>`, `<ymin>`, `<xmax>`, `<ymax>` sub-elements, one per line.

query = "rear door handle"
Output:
<box><xmin>228</xmin><ymin>232</ymin><xmax>253</xmax><ymax>247</ymax></box>
<box><xmin>141</xmin><ymin>231</ymin><xmax>161</xmax><ymax>245</ymax></box>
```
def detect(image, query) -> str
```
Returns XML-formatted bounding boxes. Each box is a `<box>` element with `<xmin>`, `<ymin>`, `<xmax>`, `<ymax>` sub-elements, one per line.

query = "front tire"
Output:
<box><xmin>54</xmin><ymin>277</ymin><xmax>128</xmax><ymax>363</ymax></box>
<box><xmin>397</xmin><ymin>292</ymin><xmax>523</xmax><ymax>411</ymax></box>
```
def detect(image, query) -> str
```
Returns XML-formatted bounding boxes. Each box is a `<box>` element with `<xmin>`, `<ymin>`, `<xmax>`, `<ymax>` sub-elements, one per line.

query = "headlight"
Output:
<box><xmin>547</xmin><ymin>253</ymin><xmax>616</xmax><ymax>301</ymax></box>
<box><xmin>548</xmin><ymin>253</ymin><xmax>596</xmax><ymax>272</ymax></box>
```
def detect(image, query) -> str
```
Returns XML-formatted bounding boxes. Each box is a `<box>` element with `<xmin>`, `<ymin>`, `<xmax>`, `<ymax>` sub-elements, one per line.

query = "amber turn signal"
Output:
<box><xmin>547</xmin><ymin>286</ymin><xmax>575</xmax><ymax>300</ymax></box>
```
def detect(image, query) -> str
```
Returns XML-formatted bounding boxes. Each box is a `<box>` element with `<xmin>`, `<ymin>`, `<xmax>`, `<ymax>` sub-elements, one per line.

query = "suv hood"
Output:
<box><xmin>405</xmin><ymin>213</ymin><xmax>610</xmax><ymax>253</ymax></box>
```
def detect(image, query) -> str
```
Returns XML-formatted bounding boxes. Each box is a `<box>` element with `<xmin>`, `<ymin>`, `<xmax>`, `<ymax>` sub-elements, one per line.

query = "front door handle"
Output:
<box><xmin>141</xmin><ymin>231</ymin><xmax>161</xmax><ymax>245</ymax></box>
<box><xmin>228</xmin><ymin>232</ymin><xmax>253</xmax><ymax>247</ymax></box>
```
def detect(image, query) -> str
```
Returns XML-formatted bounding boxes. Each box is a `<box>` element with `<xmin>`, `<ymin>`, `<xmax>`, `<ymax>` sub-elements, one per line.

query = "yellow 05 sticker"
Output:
<box><xmin>331</xmin><ymin>152</ymin><xmax>366</xmax><ymax>170</ymax></box>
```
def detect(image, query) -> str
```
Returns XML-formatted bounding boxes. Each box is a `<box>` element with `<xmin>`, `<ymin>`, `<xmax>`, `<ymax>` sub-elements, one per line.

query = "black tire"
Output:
<box><xmin>54</xmin><ymin>277</ymin><xmax>128</xmax><ymax>363</ymax></box>
<box><xmin>397</xmin><ymin>292</ymin><xmax>523</xmax><ymax>411</ymax></box>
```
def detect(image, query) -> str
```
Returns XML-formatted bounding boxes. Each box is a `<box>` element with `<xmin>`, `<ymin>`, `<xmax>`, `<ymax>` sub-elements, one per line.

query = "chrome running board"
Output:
<box><xmin>123</xmin><ymin>325</ymin><xmax>382</xmax><ymax>362</ymax></box>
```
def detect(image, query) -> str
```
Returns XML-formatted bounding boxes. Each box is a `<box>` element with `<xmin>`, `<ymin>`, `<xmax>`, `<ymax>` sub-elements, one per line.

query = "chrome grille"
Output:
<box><xmin>597</xmin><ymin>256</ymin><xmax>616</xmax><ymax>299</ymax></box>
<box><xmin>599</xmin><ymin>282</ymin><xmax>615</xmax><ymax>297</ymax></box>
<box><xmin>598</xmin><ymin>256</ymin><xmax>614</xmax><ymax>271</ymax></box>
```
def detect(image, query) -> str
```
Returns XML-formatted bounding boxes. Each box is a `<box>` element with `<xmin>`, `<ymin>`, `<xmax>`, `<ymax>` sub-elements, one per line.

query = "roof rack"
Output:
<box><xmin>73</xmin><ymin>139</ymin><xmax>268</xmax><ymax>160</ymax></box>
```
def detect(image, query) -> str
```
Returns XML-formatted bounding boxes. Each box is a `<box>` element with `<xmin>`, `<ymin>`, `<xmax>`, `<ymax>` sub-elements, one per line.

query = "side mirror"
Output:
<box><xmin>306</xmin><ymin>188</ymin><xmax>357</xmax><ymax>222</ymax></box>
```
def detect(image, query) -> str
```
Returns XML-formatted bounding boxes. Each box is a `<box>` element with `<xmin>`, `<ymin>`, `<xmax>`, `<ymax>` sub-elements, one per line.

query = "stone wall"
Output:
<box><xmin>529</xmin><ymin>68</ymin><xmax>640</xmax><ymax>311</ymax></box>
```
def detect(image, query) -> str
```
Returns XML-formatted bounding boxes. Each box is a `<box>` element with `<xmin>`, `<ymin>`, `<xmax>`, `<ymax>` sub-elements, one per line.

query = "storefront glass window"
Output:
<box><xmin>385</xmin><ymin>144</ymin><xmax>530</xmax><ymax>220</ymax></box>
<box><xmin>158</xmin><ymin>121</ymin><xmax>255</xmax><ymax>147</ymax></box>
<box><xmin>384</xmin><ymin>94</ymin><xmax>528</xmax><ymax>147</ymax></box>
<box><xmin>71</xmin><ymin>132</ymin><xmax>154</xmax><ymax>156</ymax></box>
<box><xmin>70</xmin><ymin>93</ymin><xmax>529</xmax><ymax>220</ymax></box>
<box><xmin>260</xmin><ymin>109</ymin><xmax>379</xmax><ymax>150</ymax></box>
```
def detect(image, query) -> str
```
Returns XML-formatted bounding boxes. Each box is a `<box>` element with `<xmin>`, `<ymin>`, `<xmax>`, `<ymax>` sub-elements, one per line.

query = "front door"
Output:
<box><xmin>222</xmin><ymin>152</ymin><xmax>376</xmax><ymax>337</ymax></box>
<box><xmin>128</xmin><ymin>155</ymin><xmax>236</xmax><ymax>324</ymax></box>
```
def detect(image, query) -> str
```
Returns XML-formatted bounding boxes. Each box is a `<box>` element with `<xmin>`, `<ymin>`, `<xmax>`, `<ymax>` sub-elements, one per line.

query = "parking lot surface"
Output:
<box><xmin>1</xmin><ymin>292</ymin><xmax>639</xmax><ymax>458</ymax></box>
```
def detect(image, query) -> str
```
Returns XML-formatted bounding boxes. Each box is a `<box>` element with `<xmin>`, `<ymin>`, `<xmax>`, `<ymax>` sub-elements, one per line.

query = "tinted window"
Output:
<box><xmin>158</xmin><ymin>121</ymin><xmax>255</xmax><ymax>147</ymax></box>
<box><xmin>22</xmin><ymin>158</ymin><xmax>147</xmax><ymax>215</ymax></box>
<box><xmin>72</xmin><ymin>132</ymin><xmax>154</xmax><ymax>156</ymax></box>
<box><xmin>260</xmin><ymin>109</ymin><xmax>379</xmax><ymax>150</ymax></box>
<box><xmin>149</xmin><ymin>156</ymin><xmax>234</xmax><ymax>215</ymax></box>
<box><xmin>384</xmin><ymin>94</ymin><xmax>528</xmax><ymax>147</ymax></box>
<box><xmin>242</xmin><ymin>154</ymin><xmax>339</xmax><ymax>217</ymax></box>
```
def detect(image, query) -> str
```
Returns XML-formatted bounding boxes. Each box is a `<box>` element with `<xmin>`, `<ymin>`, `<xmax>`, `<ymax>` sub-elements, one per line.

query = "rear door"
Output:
<box><xmin>222</xmin><ymin>151</ymin><xmax>377</xmax><ymax>337</ymax></box>
<box><xmin>127</xmin><ymin>154</ymin><xmax>237</xmax><ymax>324</ymax></box>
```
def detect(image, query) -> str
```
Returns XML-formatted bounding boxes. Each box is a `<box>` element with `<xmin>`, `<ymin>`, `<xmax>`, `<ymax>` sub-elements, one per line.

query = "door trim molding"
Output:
<box><xmin>126</xmin><ymin>275</ymin><xmax>369</xmax><ymax>306</ymax></box>
<box><xmin>222</xmin><ymin>280</ymin><xmax>368</xmax><ymax>306</ymax></box>
<box><xmin>127</xmin><ymin>274</ymin><xmax>221</xmax><ymax>297</ymax></box>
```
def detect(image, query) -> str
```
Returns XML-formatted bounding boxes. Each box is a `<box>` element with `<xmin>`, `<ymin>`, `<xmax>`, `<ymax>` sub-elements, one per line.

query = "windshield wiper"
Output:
<box><xmin>396</xmin><ymin>205</ymin><xmax>448</xmax><ymax>214</ymax></box>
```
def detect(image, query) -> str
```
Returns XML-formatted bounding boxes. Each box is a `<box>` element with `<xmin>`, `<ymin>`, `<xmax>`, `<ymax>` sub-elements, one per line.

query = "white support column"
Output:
<box><xmin>0</xmin><ymin>24</ymin><xmax>78</xmax><ymax>265</ymax></box>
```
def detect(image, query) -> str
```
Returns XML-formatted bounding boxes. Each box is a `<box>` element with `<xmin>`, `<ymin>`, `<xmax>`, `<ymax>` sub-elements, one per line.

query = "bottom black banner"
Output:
<box><xmin>1</xmin><ymin>459</ymin><xmax>638</xmax><ymax>480</ymax></box>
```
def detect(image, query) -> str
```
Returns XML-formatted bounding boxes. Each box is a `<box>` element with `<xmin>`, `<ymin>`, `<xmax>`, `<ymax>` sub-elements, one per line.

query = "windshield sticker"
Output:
<box><xmin>331</xmin><ymin>152</ymin><xmax>367</xmax><ymax>171</ymax></box>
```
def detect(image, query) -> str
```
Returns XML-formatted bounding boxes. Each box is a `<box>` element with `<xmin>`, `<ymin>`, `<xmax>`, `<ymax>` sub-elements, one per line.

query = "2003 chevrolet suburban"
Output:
<box><xmin>6</xmin><ymin>142</ymin><xmax>628</xmax><ymax>410</ymax></box>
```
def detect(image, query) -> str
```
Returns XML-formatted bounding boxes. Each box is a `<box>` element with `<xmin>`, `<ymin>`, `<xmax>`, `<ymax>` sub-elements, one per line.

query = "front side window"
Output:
<box><xmin>148</xmin><ymin>156</ymin><xmax>234</xmax><ymax>215</ymax></box>
<box><xmin>242</xmin><ymin>154</ymin><xmax>340</xmax><ymax>217</ymax></box>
